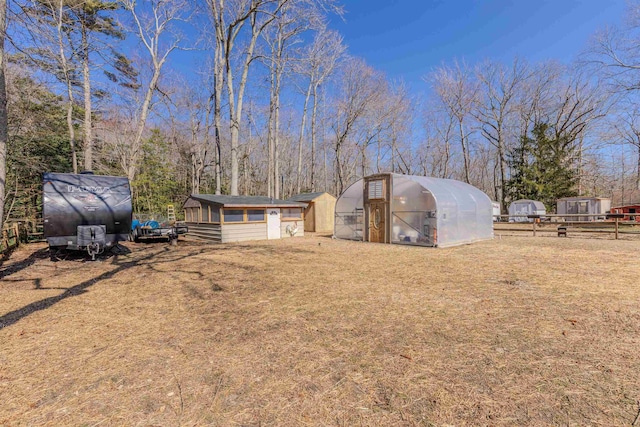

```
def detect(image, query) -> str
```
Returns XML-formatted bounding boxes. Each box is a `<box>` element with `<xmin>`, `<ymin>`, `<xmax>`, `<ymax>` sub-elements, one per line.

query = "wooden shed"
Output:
<box><xmin>556</xmin><ymin>197</ymin><xmax>611</xmax><ymax>221</ymax></box>
<box><xmin>183</xmin><ymin>195</ymin><xmax>306</xmax><ymax>243</ymax></box>
<box><xmin>287</xmin><ymin>192</ymin><xmax>336</xmax><ymax>233</ymax></box>
<box><xmin>610</xmin><ymin>204</ymin><xmax>640</xmax><ymax>222</ymax></box>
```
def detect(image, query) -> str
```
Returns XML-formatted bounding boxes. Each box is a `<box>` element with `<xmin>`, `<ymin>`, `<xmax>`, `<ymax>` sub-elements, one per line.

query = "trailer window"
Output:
<box><xmin>282</xmin><ymin>208</ymin><xmax>302</xmax><ymax>219</ymax></box>
<box><xmin>247</xmin><ymin>209</ymin><xmax>265</xmax><ymax>222</ymax></box>
<box><xmin>224</xmin><ymin>209</ymin><xmax>244</xmax><ymax>223</ymax></box>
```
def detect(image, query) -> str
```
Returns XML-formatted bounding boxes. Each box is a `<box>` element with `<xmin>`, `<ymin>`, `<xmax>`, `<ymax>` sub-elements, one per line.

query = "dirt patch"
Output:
<box><xmin>1</xmin><ymin>236</ymin><xmax>639</xmax><ymax>426</ymax></box>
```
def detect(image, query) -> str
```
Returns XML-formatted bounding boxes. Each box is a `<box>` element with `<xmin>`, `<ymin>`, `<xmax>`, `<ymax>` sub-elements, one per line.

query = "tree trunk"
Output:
<box><xmin>0</xmin><ymin>0</ymin><xmax>6</xmax><ymax>227</ymax></box>
<box><xmin>266</xmin><ymin>72</ymin><xmax>275</xmax><ymax>197</ymax></box>
<box><xmin>459</xmin><ymin>120</ymin><xmax>470</xmax><ymax>183</ymax></box>
<box><xmin>81</xmin><ymin>26</ymin><xmax>92</xmax><ymax>171</ymax></box>
<box><xmin>310</xmin><ymin>85</ymin><xmax>319</xmax><ymax>192</ymax></box>
<box><xmin>637</xmin><ymin>144</ymin><xmax>640</xmax><ymax>191</ymax></box>
<box><xmin>227</xmin><ymin>24</ymin><xmax>260</xmax><ymax>196</ymax></box>
<box><xmin>213</xmin><ymin>45</ymin><xmax>223</xmax><ymax>195</ymax></box>
<box><xmin>497</xmin><ymin>136</ymin><xmax>506</xmax><ymax>212</ymax></box>
<box><xmin>56</xmin><ymin>1</ymin><xmax>77</xmax><ymax>174</ymax></box>
<box><xmin>274</xmin><ymin>74</ymin><xmax>282</xmax><ymax>199</ymax></box>
<box><xmin>128</xmin><ymin>69</ymin><xmax>161</xmax><ymax>182</ymax></box>
<box><xmin>296</xmin><ymin>79</ymin><xmax>312</xmax><ymax>194</ymax></box>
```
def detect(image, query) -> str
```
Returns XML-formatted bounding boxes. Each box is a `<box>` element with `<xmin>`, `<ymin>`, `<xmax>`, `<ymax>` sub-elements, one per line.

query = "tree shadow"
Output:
<box><xmin>0</xmin><ymin>245</ymin><xmax>198</xmax><ymax>331</ymax></box>
<box><xmin>0</xmin><ymin>240</ymin><xmax>316</xmax><ymax>331</ymax></box>
<box><xmin>0</xmin><ymin>248</ymin><xmax>50</xmax><ymax>280</ymax></box>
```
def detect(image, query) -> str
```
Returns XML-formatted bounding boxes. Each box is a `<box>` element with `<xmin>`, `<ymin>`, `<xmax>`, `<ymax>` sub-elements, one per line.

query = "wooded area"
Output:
<box><xmin>1</xmin><ymin>0</ymin><xmax>640</xmax><ymax>228</ymax></box>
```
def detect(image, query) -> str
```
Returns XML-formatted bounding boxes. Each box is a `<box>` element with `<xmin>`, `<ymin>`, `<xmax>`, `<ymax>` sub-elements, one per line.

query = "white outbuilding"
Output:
<box><xmin>508</xmin><ymin>199</ymin><xmax>546</xmax><ymax>222</ymax></box>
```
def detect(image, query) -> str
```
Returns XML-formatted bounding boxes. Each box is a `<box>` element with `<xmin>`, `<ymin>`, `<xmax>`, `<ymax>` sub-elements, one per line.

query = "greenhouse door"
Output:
<box><xmin>369</xmin><ymin>201</ymin><xmax>386</xmax><ymax>243</ymax></box>
<box><xmin>365</xmin><ymin>174</ymin><xmax>390</xmax><ymax>243</ymax></box>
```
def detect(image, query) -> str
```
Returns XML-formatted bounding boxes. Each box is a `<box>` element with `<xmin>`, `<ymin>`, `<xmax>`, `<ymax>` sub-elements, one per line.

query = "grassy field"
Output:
<box><xmin>1</xmin><ymin>235</ymin><xmax>639</xmax><ymax>426</ymax></box>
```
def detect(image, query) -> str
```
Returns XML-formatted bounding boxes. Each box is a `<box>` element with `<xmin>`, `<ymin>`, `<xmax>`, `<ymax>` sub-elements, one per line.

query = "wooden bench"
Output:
<box><xmin>557</xmin><ymin>226</ymin><xmax>567</xmax><ymax>237</ymax></box>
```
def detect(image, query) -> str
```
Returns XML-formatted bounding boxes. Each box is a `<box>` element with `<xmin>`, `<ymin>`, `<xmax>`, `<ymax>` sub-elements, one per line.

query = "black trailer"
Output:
<box><xmin>43</xmin><ymin>172</ymin><xmax>132</xmax><ymax>259</ymax></box>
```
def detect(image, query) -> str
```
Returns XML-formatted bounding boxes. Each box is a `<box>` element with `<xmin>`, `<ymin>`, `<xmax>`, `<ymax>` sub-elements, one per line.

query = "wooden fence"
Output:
<box><xmin>1</xmin><ymin>223</ymin><xmax>21</xmax><ymax>254</ymax></box>
<box><xmin>493</xmin><ymin>214</ymin><xmax>640</xmax><ymax>240</ymax></box>
<box><xmin>0</xmin><ymin>219</ymin><xmax>44</xmax><ymax>255</ymax></box>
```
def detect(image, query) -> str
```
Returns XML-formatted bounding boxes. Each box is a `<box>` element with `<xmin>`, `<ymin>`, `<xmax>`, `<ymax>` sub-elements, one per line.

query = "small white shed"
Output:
<box><xmin>556</xmin><ymin>197</ymin><xmax>611</xmax><ymax>221</ymax></box>
<box><xmin>508</xmin><ymin>199</ymin><xmax>546</xmax><ymax>222</ymax></box>
<box><xmin>183</xmin><ymin>195</ymin><xmax>307</xmax><ymax>242</ymax></box>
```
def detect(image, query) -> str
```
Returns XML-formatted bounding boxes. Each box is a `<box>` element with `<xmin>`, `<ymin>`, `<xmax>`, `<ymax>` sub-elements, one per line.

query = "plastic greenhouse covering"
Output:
<box><xmin>334</xmin><ymin>174</ymin><xmax>493</xmax><ymax>248</ymax></box>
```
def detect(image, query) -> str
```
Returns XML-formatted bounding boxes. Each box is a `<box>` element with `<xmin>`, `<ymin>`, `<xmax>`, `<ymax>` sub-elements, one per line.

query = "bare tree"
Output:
<box><xmin>331</xmin><ymin>57</ymin><xmax>384</xmax><ymax>194</ymax></box>
<box><xmin>119</xmin><ymin>0</ymin><xmax>189</xmax><ymax>181</ymax></box>
<box><xmin>262</xmin><ymin>1</ymin><xmax>309</xmax><ymax>198</ymax></box>
<box><xmin>206</xmin><ymin>0</ymin><xmax>291</xmax><ymax>196</ymax></box>
<box><xmin>417</xmin><ymin>107</ymin><xmax>457</xmax><ymax>178</ymax></box>
<box><xmin>386</xmin><ymin>80</ymin><xmax>414</xmax><ymax>174</ymax></box>
<box><xmin>294</xmin><ymin>27</ymin><xmax>344</xmax><ymax>192</ymax></box>
<box><xmin>610</xmin><ymin>100</ymin><xmax>640</xmax><ymax>189</ymax></box>
<box><xmin>586</xmin><ymin>2</ymin><xmax>640</xmax><ymax>93</ymax></box>
<box><xmin>473</xmin><ymin>58</ymin><xmax>529</xmax><ymax>210</ymax></box>
<box><xmin>428</xmin><ymin>60</ymin><xmax>478</xmax><ymax>184</ymax></box>
<box><xmin>167</xmin><ymin>77</ymin><xmax>214</xmax><ymax>195</ymax></box>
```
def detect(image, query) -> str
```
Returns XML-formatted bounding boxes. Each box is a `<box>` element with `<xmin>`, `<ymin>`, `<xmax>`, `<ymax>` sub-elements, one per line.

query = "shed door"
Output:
<box><xmin>267</xmin><ymin>208</ymin><xmax>281</xmax><ymax>239</ymax></box>
<box><xmin>369</xmin><ymin>201</ymin><xmax>386</xmax><ymax>243</ymax></box>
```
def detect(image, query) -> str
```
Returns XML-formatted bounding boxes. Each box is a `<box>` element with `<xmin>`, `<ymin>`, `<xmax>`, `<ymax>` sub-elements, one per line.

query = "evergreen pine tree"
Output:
<box><xmin>505</xmin><ymin>123</ymin><xmax>577</xmax><ymax>212</ymax></box>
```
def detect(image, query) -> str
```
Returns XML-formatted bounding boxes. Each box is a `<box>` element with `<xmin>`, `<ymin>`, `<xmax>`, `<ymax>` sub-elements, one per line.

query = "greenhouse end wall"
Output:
<box><xmin>334</xmin><ymin>174</ymin><xmax>493</xmax><ymax>248</ymax></box>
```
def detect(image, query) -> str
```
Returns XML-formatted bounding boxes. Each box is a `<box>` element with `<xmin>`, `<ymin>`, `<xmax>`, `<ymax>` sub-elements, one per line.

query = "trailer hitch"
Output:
<box><xmin>87</xmin><ymin>241</ymin><xmax>102</xmax><ymax>261</ymax></box>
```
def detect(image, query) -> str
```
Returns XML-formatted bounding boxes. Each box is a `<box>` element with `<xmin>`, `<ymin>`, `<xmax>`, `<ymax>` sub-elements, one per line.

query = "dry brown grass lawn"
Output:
<box><xmin>1</xmin><ymin>235</ymin><xmax>639</xmax><ymax>426</ymax></box>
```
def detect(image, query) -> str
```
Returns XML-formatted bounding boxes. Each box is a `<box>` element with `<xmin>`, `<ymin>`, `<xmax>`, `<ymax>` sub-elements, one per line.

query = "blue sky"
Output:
<box><xmin>330</xmin><ymin>0</ymin><xmax>626</xmax><ymax>89</ymax></box>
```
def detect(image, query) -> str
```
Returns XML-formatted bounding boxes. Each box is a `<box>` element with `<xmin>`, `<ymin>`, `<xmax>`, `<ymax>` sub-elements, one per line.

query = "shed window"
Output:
<box><xmin>282</xmin><ymin>208</ymin><xmax>302</xmax><ymax>219</ymax></box>
<box><xmin>247</xmin><ymin>209</ymin><xmax>265</xmax><ymax>222</ymax></box>
<box><xmin>185</xmin><ymin>209</ymin><xmax>192</xmax><ymax>222</ymax></box>
<box><xmin>224</xmin><ymin>209</ymin><xmax>244</xmax><ymax>223</ymax></box>
<box><xmin>210</xmin><ymin>207</ymin><xmax>220</xmax><ymax>223</ymax></box>
<box><xmin>202</xmin><ymin>206</ymin><xmax>210</xmax><ymax>222</ymax></box>
<box><xmin>368</xmin><ymin>180</ymin><xmax>384</xmax><ymax>199</ymax></box>
<box><xmin>578</xmin><ymin>202</ymin><xmax>588</xmax><ymax>214</ymax></box>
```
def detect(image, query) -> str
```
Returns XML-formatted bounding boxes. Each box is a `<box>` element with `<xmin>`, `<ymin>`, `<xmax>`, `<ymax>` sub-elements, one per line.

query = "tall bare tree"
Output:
<box><xmin>473</xmin><ymin>58</ymin><xmax>529</xmax><ymax>210</ymax></box>
<box><xmin>206</xmin><ymin>0</ymin><xmax>290</xmax><ymax>196</ymax></box>
<box><xmin>262</xmin><ymin>1</ymin><xmax>308</xmax><ymax>198</ymax></box>
<box><xmin>119</xmin><ymin>0</ymin><xmax>188</xmax><ymax>181</ymax></box>
<box><xmin>295</xmin><ymin>28</ymin><xmax>343</xmax><ymax>192</ymax></box>
<box><xmin>331</xmin><ymin>57</ymin><xmax>383</xmax><ymax>194</ymax></box>
<box><xmin>429</xmin><ymin>60</ymin><xmax>478</xmax><ymax>184</ymax></box>
<box><xmin>609</xmin><ymin>100</ymin><xmax>640</xmax><ymax>189</ymax></box>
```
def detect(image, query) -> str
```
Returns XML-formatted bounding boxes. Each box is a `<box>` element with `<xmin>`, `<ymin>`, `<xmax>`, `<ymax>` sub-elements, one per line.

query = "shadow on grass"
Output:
<box><xmin>0</xmin><ymin>248</ymin><xmax>50</xmax><ymax>280</ymax></box>
<box><xmin>0</xmin><ymin>240</ymin><xmax>316</xmax><ymax>330</ymax></box>
<box><xmin>0</xmin><ymin>245</ymin><xmax>199</xmax><ymax>331</ymax></box>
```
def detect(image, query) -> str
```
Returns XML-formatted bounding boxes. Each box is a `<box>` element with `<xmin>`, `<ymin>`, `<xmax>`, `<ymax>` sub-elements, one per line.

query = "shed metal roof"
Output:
<box><xmin>187</xmin><ymin>194</ymin><xmax>307</xmax><ymax>208</ymax></box>
<box><xmin>511</xmin><ymin>199</ymin><xmax>546</xmax><ymax>210</ymax></box>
